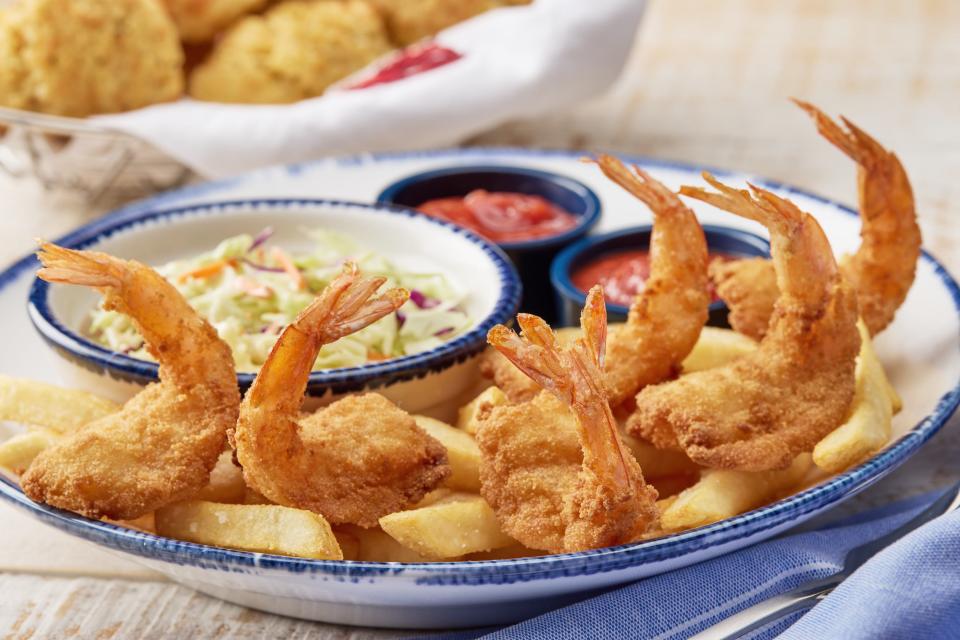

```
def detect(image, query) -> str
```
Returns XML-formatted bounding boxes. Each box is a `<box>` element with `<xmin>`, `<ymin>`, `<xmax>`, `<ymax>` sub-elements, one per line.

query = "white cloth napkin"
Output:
<box><xmin>93</xmin><ymin>0</ymin><xmax>647</xmax><ymax>178</ymax></box>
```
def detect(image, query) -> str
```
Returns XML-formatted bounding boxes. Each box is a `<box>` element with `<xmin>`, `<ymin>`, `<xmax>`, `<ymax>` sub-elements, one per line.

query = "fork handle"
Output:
<box><xmin>688</xmin><ymin>579</ymin><xmax>839</xmax><ymax>639</ymax></box>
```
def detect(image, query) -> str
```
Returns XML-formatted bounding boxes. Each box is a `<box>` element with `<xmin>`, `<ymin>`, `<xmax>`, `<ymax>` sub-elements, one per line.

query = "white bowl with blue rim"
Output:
<box><xmin>377</xmin><ymin>164</ymin><xmax>601</xmax><ymax>322</ymax></box>
<box><xmin>26</xmin><ymin>199</ymin><xmax>521</xmax><ymax>415</ymax></box>
<box><xmin>550</xmin><ymin>224</ymin><xmax>771</xmax><ymax>327</ymax></box>
<box><xmin>0</xmin><ymin>149</ymin><xmax>958</xmax><ymax>630</ymax></box>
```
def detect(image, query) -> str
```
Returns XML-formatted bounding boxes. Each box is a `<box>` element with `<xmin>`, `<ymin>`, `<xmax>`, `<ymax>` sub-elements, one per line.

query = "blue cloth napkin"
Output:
<box><xmin>431</xmin><ymin>487</ymin><xmax>960</xmax><ymax>640</ymax></box>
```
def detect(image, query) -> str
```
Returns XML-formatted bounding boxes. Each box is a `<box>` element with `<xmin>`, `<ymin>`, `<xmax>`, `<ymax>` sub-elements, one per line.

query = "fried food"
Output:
<box><xmin>233</xmin><ymin>265</ymin><xmax>450</xmax><ymax>527</ymax></box>
<box><xmin>22</xmin><ymin>244</ymin><xmax>240</xmax><ymax>520</ymax></box>
<box><xmin>592</xmin><ymin>155</ymin><xmax>711</xmax><ymax>406</ymax></box>
<box><xmin>482</xmin><ymin>156</ymin><xmax>710</xmax><ymax>407</ymax></box>
<box><xmin>660</xmin><ymin>454</ymin><xmax>812</xmax><ymax>531</ymax></box>
<box><xmin>338</xmin><ymin>524</ymin><xmax>435</xmax><ymax>562</ymax></box>
<box><xmin>813</xmin><ymin>320</ymin><xmax>900</xmax><ymax>473</ymax></box>
<box><xmin>479</xmin><ymin>287</ymin><xmax>659</xmax><ymax>553</ymax></box>
<box><xmin>679</xmin><ymin>326</ymin><xmax>758</xmax><ymax>373</ymax></box>
<box><xmin>0</xmin><ymin>10</ymin><xmax>33</xmax><ymax>111</ymax></box>
<box><xmin>712</xmin><ymin>101</ymin><xmax>921</xmax><ymax>339</ymax></box>
<box><xmin>413</xmin><ymin>415</ymin><xmax>481</xmax><ymax>492</ymax></box>
<box><xmin>709</xmin><ymin>257</ymin><xmax>779</xmax><ymax>342</ymax></box>
<box><xmin>456</xmin><ymin>385</ymin><xmax>507</xmax><ymax>435</ymax></box>
<box><xmin>627</xmin><ymin>175</ymin><xmax>861</xmax><ymax>472</ymax></box>
<box><xmin>0</xmin><ymin>428</ymin><xmax>58</xmax><ymax>476</ymax></box>
<box><xmin>189</xmin><ymin>0</ymin><xmax>391</xmax><ymax>104</ymax></box>
<box><xmin>379</xmin><ymin>493</ymin><xmax>515</xmax><ymax>559</ymax></box>
<box><xmin>156</xmin><ymin>500</ymin><xmax>343</xmax><ymax>559</ymax></box>
<box><xmin>193</xmin><ymin>449</ymin><xmax>247</xmax><ymax>504</ymax></box>
<box><xmin>370</xmin><ymin>0</ymin><xmax>530</xmax><ymax>46</ymax></box>
<box><xmin>0</xmin><ymin>0</ymin><xmax>183</xmax><ymax>116</ymax></box>
<box><xmin>0</xmin><ymin>376</ymin><xmax>120</xmax><ymax>433</ymax></box>
<box><xmin>161</xmin><ymin>0</ymin><xmax>269</xmax><ymax>42</ymax></box>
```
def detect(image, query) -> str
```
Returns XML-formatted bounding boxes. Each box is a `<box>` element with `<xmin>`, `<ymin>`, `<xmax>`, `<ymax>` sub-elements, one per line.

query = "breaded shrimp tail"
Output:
<box><xmin>481</xmin><ymin>287</ymin><xmax>659</xmax><ymax>553</ymax></box>
<box><xmin>591</xmin><ymin>154</ymin><xmax>710</xmax><ymax>406</ymax></box>
<box><xmin>711</xmin><ymin>101</ymin><xmax>920</xmax><ymax>339</ymax></box>
<box><xmin>480</xmin><ymin>155</ymin><xmax>710</xmax><ymax>407</ymax></box>
<box><xmin>793</xmin><ymin>99</ymin><xmax>920</xmax><ymax>336</ymax></box>
<box><xmin>23</xmin><ymin>243</ymin><xmax>240</xmax><ymax>520</ymax></box>
<box><xmin>234</xmin><ymin>265</ymin><xmax>451</xmax><ymax>527</ymax></box>
<box><xmin>627</xmin><ymin>175</ymin><xmax>860</xmax><ymax>471</ymax></box>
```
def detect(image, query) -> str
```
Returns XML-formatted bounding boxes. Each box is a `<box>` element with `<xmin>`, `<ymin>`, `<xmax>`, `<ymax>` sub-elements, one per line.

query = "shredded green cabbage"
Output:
<box><xmin>87</xmin><ymin>229</ymin><xmax>472</xmax><ymax>372</ymax></box>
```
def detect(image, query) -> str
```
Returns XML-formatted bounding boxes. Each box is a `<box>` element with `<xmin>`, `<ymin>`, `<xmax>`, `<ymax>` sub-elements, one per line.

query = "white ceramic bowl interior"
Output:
<box><xmin>33</xmin><ymin>200</ymin><xmax>519</xmax><ymax>416</ymax></box>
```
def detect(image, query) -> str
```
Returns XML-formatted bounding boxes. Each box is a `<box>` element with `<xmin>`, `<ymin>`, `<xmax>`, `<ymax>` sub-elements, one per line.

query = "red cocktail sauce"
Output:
<box><xmin>418</xmin><ymin>190</ymin><xmax>579</xmax><ymax>243</ymax></box>
<box><xmin>571</xmin><ymin>250</ymin><xmax>737</xmax><ymax>307</ymax></box>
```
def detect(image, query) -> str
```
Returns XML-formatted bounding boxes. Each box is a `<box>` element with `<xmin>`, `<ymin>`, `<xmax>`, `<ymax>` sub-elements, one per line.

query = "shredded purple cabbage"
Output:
<box><xmin>241</xmin><ymin>258</ymin><xmax>285</xmax><ymax>273</ymax></box>
<box><xmin>410</xmin><ymin>289</ymin><xmax>440</xmax><ymax>309</ymax></box>
<box><xmin>249</xmin><ymin>226</ymin><xmax>275</xmax><ymax>251</ymax></box>
<box><xmin>434</xmin><ymin>327</ymin><xmax>454</xmax><ymax>337</ymax></box>
<box><xmin>396</xmin><ymin>311</ymin><xmax>406</xmax><ymax>328</ymax></box>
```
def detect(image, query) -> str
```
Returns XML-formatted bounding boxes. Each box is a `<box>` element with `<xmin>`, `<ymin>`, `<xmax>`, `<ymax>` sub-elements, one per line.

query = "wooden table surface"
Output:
<box><xmin>2</xmin><ymin>0</ymin><xmax>958</xmax><ymax>637</ymax></box>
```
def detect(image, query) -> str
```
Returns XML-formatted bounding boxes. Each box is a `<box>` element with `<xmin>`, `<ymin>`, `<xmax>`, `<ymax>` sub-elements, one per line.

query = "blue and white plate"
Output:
<box><xmin>1</xmin><ymin>149</ymin><xmax>958</xmax><ymax>629</ymax></box>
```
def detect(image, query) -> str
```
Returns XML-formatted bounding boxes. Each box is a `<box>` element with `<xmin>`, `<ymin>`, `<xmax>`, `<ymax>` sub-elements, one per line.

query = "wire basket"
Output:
<box><xmin>0</xmin><ymin>107</ymin><xmax>193</xmax><ymax>204</ymax></box>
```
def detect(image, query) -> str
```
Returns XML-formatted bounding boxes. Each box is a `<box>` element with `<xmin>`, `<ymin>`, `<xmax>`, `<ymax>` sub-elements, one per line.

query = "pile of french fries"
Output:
<box><xmin>0</xmin><ymin>324</ymin><xmax>900</xmax><ymax>561</ymax></box>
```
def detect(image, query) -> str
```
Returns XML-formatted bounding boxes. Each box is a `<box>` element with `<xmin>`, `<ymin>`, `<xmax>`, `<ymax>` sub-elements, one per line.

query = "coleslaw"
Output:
<box><xmin>87</xmin><ymin>228</ymin><xmax>472</xmax><ymax>371</ymax></box>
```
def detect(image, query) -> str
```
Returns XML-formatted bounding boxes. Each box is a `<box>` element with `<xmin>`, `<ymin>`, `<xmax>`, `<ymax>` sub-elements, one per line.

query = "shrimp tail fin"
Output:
<box><xmin>488</xmin><ymin>324</ymin><xmax>570</xmax><ymax>401</ymax></box>
<box><xmin>681</xmin><ymin>173</ymin><xmax>803</xmax><ymax>235</ymax></box>
<box><xmin>578</xmin><ymin>286</ymin><xmax>607</xmax><ymax>369</ymax></box>
<box><xmin>792</xmin><ymin>99</ymin><xmax>888</xmax><ymax>166</ymax></box>
<box><xmin>36</xmin><ymin>242</ymin><xmax>123</xmax><ymax>289</ymax></box>
<box><xmin>589</xmin><ymin>154</ymin><xmax>681</xmax><ymax>213</ymax></box>
<box><xmin>488</xmin><ymin>287</ymin><xmax>608</xmax><ymax>407</ymax></box>
<box><xmin>293</xmin><ymin>262</ymin><xmax>409</xmax><ymax>346</ymax></box>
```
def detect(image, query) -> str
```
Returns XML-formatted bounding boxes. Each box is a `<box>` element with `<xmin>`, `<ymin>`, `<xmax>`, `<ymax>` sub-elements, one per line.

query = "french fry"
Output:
<box><xmin>661</xmin><ymin>454</ymin><xmax>812</xmax><ymax>532</ymax></box>
<box><xmin>813</xmin><ymin>322</ymin><xmax>896</xmax><ymax>473</ymax></box>
<box><xmin>656</xmin><ymin>495</ymin><xmax>679</xmax><ymax>514</ymax></box>
<box><xmin>379</xmin><ymin>493</ymin><xmax>514</xmax><ymax>559</ymax></box>
<box><xmin>332</xmin><ymin>527</ymin><xmax>361</xmax><ymax>561</ymax></box>
<box><xmin>339</xmin><ymin>525</ymin><xmax>440</xmax><ymax>562</ymax></box>
<box><xmin>456</xmin><ymin>386</ymin><xmax>507</xmax><ymax>435</ymax></box>
<box><xmin>411</xmin><ymin>487</ymin><xmax>454</xmax><ymax>509</ymax></box>
<box><xmin>114</xmin><ymin>512</ymin><xmax>156</xmax><ymax>534</ymax></box>
<box><xmin>413</xmin><ymin>415</ymin><xmax>481</xmax><ymax>492</ymax></box>
<box><xmin>155</xmin><ymin>501</ymin><xmax>342</xmax><ymax>560</ymax></box>
<box><xmin>649</xmin><ymin>473</ymin><xmax>699</xmax><ymax>499</ymax></box>
<box><xmin>621</xmin><ymin>434</ymin><xmax>701</xmax><ymax>478</ymax></box>
<box><xmin>242</xmin><ymin>488</ymin><xmax>273</xmax><ymax>505</ymax></box>
<box><xmin>681</xmin><ymin>327</ymin><xmax>758</xmax><ymax>373</ymax></box>
<box><xmin>0</xmin><ymin>427</ymin><xmax>59</xmax><ymax>475</ymax></box>
<box><xmin>0</xmin><ymin>375</ymin><xmax>120</xmax><ymax>432</ymax></box>
<box><xmin>465</xmin><ymin>543</ymin><xmax>541</xmax><ymax>560</ymax></box>
<box><xmin>193</xmin><ymin>450</ymin><xmax>247</xmax><ymax>504</ymax></box>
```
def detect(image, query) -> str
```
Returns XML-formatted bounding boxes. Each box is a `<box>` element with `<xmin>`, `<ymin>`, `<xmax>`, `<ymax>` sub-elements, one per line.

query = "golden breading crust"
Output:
<box><xmin>476</xmin><ymin>393</ymin><xmax>583</xmax><ymax>553</ymax></box>
<box><xmin>371</xmin><ymin>0</ymin><xmax>531</xmax><ymax>46</ymax></box>
<box><xmin>0</xmin><ymin>0</ymin><xmax>183</xmax><ymax>117</ymax></box>
<box><xmin>0</xmin><ymin>10</ymin><xmax>34</xmax><ymax>111</ymax></box>
<box><xmin>161</xmin><ymin>0</ymin><xmax>270</xmax><ymax>43</ymax></box>
<box><xmin>189</xmin><ymin>0</ymin><xmax>391</xmax><ymax>104</ymax></box>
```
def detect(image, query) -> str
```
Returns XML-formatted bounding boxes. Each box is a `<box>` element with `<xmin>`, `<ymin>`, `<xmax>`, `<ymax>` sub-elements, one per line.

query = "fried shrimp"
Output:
<box><xmin>481</xmin><ymin>155</ymin><xmax>710</xmax><ymax>407</ymax></box>
<box><xmin>479</xmin><ymin>287</ymin><xmax>659</xmax><ymax>553</ymax></box>
<box><xmin>233</xmin><ymin>265</ymin><xmax>450</xmax><ymax>527</ymax></box>
<box><xmin>627</xmin><ymin>174</ymin><xmax>860</xmax><ymax>472</ymax></box>
<box><xmin>592</xmin><ymin>154</ymin><xmax>710</xmax><ymax>406</ymax></box>
<box><xmin>22</xmin><ymin>244</ymin><xmax>240</xmax><ymax>520</ymax></box>
<box><xmin>712</xmin><ymin>101</ymin><xmax>920</xmax><ymax>339</ymax></box>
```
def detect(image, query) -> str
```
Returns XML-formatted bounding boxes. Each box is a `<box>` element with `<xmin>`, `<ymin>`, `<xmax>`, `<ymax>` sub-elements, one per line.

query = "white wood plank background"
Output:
<box><xmin>2</xmin><ymin>0</ymin><xmax>958</xmax><ymax>636</ymax></box>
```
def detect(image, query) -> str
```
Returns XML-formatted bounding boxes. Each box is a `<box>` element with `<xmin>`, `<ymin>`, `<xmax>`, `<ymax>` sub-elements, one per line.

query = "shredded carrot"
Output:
<box><xmin>366</xmin><ymin>350</ymin><xmax>390</xmax><ymax>361</ymax></box>
<box><xmin>271</xmin><ymin>247</ymin><xmax>305</xmax><ymax>290</ymax></box>
<box><xmin>236</xmin><ymin>277</ymin><xmax>273</xmax><ymax>298</ymax></box>
<box><xmin>177</xmin><ymin>258</ymin><xmax>236</xmax><ymax>283</ymax></box>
